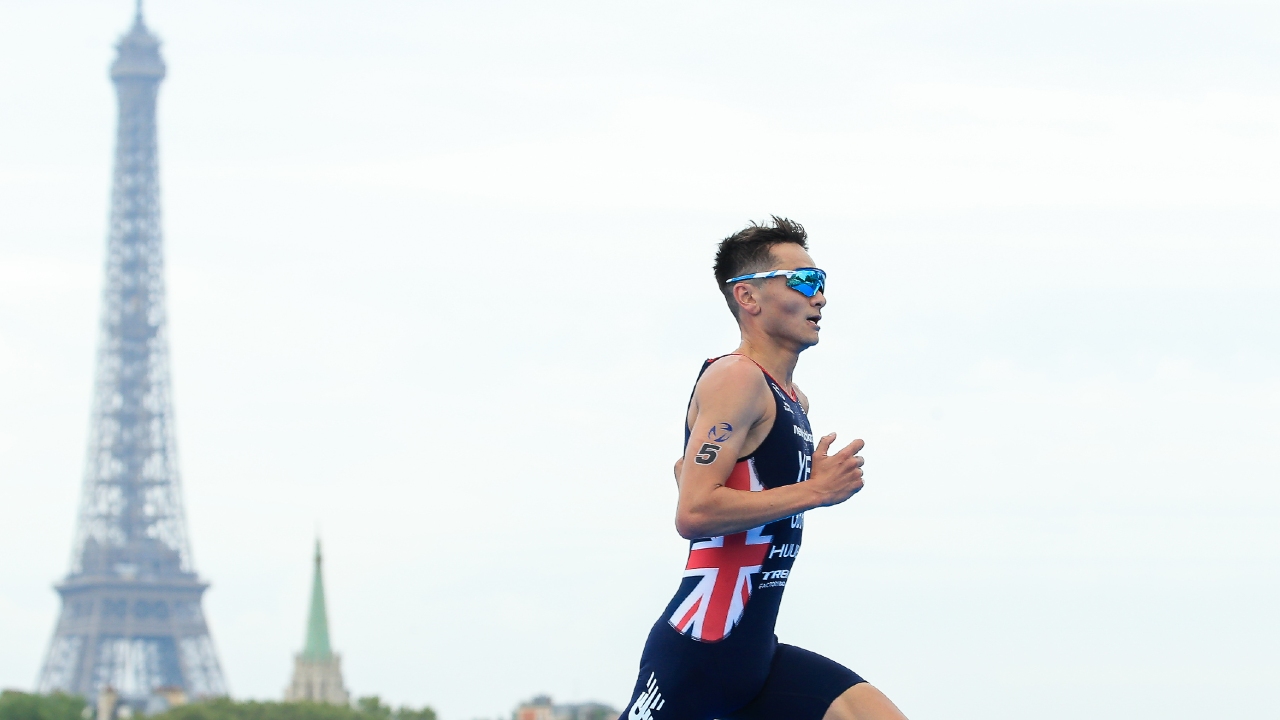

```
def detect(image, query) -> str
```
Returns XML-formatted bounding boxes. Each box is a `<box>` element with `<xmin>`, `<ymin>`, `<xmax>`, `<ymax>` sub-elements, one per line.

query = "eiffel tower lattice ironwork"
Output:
<box><xmin>37</xmin><ymin>3</ymin><xmax>227</xmax><ymax>703</ymax></box>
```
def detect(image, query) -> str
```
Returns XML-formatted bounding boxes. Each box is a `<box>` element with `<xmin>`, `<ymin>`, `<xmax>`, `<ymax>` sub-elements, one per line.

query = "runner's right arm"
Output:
<box><xmin>674</xmin><ymin>357</ymin><xmax>865</xmax><ymax>539</ymax></box>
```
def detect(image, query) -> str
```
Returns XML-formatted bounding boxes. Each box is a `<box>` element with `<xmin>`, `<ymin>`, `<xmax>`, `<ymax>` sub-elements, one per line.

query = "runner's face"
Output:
<box><xmin>755</xmin><ymin>244</ymin><xmax>827</xmax><ymax>349</ymax></box>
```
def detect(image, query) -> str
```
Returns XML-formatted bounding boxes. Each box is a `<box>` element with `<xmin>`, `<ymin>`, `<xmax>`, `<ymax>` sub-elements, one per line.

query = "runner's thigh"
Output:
<box><xmin>725</xmin><ymin>644</ymin><xmax>866</xmax><ymax>720</ymax></box>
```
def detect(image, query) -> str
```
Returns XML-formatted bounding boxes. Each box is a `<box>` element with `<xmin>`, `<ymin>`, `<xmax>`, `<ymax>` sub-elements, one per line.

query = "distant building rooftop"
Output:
<box><xmin>513</xmin><ymin>696</ymin><xmax>616</xmax><ymax>720</ymax></box>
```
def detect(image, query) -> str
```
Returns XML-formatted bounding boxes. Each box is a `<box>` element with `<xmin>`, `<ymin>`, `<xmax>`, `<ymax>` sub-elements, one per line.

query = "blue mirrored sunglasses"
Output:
<box><xmin>725</xmin><ymin>267</ymin><xmax>827</xmax><ymax>297</ymax></box>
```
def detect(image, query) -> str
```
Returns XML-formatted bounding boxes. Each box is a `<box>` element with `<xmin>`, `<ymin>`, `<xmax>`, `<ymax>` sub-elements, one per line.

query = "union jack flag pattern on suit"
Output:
<box><xmin>668</xmin><ymin>460</ymin><xmax>772</xmax><ymax>641</ymax></box>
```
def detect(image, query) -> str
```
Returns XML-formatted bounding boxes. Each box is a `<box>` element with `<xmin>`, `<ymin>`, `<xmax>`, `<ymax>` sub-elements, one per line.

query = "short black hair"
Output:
<box><xmin>713</xmin><ymin>216</ymin><xmax>808</xmax><ymax>318</ymax></box>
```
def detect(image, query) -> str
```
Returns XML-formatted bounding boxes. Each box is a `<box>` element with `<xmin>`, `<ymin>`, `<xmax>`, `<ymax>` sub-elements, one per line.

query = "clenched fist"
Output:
<box><xmin>808</xmin><ymin>434</ymin><xmax>865</xmax><ymax>507</ymax></box>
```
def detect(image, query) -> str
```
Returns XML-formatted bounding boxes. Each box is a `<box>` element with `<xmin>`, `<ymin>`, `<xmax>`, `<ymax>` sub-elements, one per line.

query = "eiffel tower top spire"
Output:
<box><xmin>112</xmin><ymin>0</ymin><xmax>164</xmax><ymax>81</ymax></box>
<box><xmin>303</xmin><ymin>539</ymin><xmax>334</xmax><ymax>661</ymax></box>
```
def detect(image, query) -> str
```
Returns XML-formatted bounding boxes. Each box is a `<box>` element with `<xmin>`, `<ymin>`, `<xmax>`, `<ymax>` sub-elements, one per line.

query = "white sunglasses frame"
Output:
<box><xmin>724</xmin><ymin>267</ymin><xmax>827</xmax><ymax>296</ymax></box>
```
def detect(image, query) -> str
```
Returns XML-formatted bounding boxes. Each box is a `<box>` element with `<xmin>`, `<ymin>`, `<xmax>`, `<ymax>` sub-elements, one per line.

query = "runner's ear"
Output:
<box><xmin>733</xmin><ymin>282</ymin><xmax>762</xmax><ymax>317</ymax></box>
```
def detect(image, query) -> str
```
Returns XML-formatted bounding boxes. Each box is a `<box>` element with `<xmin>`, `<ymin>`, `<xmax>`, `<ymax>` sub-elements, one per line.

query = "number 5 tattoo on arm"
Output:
<box><xmin>694</xmin><ymin>422</ymin><xmax>731</xmax><ymax>465</ymax></box>
<box><xmin>694</xmin><ymin>443</ymin><xmax>721</xmax><ymax>465</ymax></box>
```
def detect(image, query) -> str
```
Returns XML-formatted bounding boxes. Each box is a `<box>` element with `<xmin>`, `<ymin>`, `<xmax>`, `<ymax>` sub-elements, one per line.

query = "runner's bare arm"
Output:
<box><xmin>674</xmin><ymin>358</ymin><xmax>865</xmax><ymax>538</ymax></box>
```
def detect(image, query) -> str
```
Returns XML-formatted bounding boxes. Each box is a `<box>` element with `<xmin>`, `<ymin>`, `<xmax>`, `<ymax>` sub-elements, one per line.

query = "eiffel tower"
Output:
<box><xmin>36</xmin><ymin>2</ymin><xmax>227</xmax><ymax>705</ymax></box>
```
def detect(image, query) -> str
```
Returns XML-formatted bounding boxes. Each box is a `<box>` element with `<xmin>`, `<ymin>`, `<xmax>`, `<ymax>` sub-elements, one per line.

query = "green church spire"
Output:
<box><xmin>302</xmin><ymin>539</ymin><xmax>333</xmax><ymax>661</ymax></box>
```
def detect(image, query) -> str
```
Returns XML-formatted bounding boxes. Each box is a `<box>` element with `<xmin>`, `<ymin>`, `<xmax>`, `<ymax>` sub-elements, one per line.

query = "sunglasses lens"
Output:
<box><xmin>787</xmin><ymin>269</ymin><xmax>825</xmax><ymax>297</ymax></box>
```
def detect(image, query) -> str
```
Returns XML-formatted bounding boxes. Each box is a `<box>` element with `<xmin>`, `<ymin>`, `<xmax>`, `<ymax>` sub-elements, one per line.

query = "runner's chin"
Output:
<box><xmin>800</xmin><ymin>323</ymin><xmax>821</xmax><ymax>347</ymax></box>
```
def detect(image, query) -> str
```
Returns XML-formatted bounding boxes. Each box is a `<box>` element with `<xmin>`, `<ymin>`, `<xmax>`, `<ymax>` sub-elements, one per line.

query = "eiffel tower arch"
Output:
<box><xmin>37</xmin><ymin>3</ymin><xmax>227</xmax><ymax>705</ymax></box>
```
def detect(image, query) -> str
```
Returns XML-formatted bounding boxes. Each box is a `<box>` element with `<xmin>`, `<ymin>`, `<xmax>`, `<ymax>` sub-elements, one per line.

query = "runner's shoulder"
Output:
<box><xmin>694</xmin><ymin>355</ymin><xmax>771</xmax><ymax>408</ymax></box>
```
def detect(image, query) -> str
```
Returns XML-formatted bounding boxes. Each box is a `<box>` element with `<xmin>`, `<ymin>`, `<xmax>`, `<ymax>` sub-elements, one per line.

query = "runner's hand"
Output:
<box><xmin>808</xmin><ymin>433</ymin><xmax>865</xmax><ymax>506</ymax></box>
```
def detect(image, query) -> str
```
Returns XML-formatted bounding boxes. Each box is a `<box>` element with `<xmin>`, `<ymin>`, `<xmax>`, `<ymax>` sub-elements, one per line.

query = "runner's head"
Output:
<box><xmin>715</xmin><ymin>217</ymin><xmax>827</xmax><ymax>348</ymax></box>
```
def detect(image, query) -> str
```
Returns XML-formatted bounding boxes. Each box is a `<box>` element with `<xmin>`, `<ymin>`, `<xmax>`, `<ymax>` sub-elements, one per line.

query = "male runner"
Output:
<box><xmin>619</xmin><ymin>218</ymin><xmax>908</xmax><ymax>720</ymax></box>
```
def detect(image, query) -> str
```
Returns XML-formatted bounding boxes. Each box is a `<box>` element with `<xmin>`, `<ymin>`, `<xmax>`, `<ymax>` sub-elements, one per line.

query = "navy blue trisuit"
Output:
<box><xmin>619</xmin><ymin>355</ymin><xmax>865</xmax><ymax>720</ymax></box>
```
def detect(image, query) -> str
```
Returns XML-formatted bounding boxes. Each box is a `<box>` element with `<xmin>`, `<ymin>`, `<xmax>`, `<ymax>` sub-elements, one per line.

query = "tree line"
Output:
<box><xmin>0</xmin><ymin>692</ymin><xmax>436</xmax><ymax>720</ymax></box>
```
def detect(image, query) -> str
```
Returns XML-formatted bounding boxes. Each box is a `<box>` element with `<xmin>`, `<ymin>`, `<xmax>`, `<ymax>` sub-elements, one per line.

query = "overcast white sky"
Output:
<box><xmin>2</xmin><ymin>1</ymin><xmax>1278</xmax><ymax>718</ymax></box>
